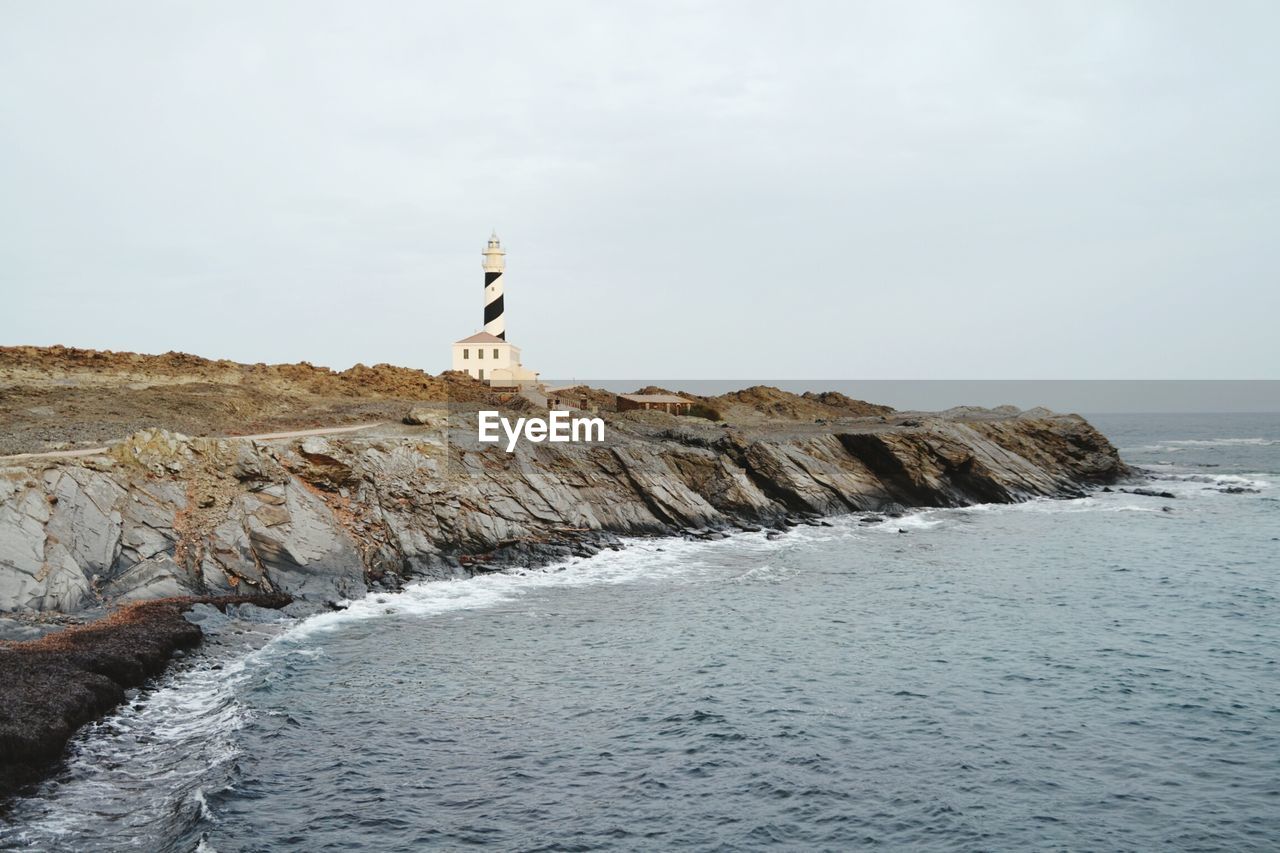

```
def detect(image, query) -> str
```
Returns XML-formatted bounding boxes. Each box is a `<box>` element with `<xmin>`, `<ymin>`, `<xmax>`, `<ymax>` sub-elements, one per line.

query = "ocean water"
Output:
<box><xmin>2</xmin><ymin>413</ymin><xmax>1278</xmax><ymax>852</ymax></box>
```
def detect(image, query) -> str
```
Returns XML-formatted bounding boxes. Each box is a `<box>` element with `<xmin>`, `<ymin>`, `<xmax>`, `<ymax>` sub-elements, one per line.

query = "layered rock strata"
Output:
<box><xmin>0</xmin><ymin>411</ymin><xmax>1127</xmax><ymax>614</ymax></box>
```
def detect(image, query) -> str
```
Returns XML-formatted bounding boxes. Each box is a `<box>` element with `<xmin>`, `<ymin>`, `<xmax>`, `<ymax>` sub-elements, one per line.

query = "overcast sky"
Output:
<box><xmin>2</xmin><ymin>2</ymin><xmax>1277</xmax><ymax>379</ymax></box>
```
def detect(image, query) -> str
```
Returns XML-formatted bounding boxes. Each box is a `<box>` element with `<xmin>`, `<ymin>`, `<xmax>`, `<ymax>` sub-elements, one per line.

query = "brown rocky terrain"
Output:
<box><xmin>0</xmin><ymin>345</ymin><xmax>501</xmax><ymax>456</ymax></box>
<box><xmin>1</xmin><ymin>347</ymin><xmax>902</xmax><ymax>456</ymax></box>
<box><xmin>625</xmin><ymin>385</ymin><xmax>894</xmax><ymax>423</ymax></box>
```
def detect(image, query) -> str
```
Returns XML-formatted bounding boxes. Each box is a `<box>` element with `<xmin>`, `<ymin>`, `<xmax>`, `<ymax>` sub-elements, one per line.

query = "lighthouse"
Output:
<box><xmin>451</xmin><ymin>231</ymin><xmax>539</xmax><ymax>387</ymax></box>
<box><xmin>482</xmin><ymin>231</ymin><xmax>506</xmax><ymax>339</ymax></box>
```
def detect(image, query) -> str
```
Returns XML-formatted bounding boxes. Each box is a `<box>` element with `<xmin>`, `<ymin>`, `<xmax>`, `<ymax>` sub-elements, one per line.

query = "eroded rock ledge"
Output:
<box><xmin>0</xmin><ymin>593</ymin><xmax>291</xmax><ymax>799</ymax></box>
<box><xmin>0</xmin><ymin>409</ymin><xmax>1127</xmax><ymax>615</ymax></box>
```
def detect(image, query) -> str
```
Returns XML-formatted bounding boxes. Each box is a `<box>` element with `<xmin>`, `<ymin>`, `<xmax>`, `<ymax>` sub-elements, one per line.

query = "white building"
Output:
<box><xmin>451</xmin><ymin>333</ymin><xmax>540</xmax><ymax>386</ymax></box>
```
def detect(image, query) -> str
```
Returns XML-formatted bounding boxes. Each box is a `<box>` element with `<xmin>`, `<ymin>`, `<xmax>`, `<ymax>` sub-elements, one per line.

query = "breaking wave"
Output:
<box><xmin>0</xmin><ymin>649</ymin><xmax>257</xmax><ymax>850</ymax></box>
<box><xmin>1124</xmin><ymin>437</ymin><xmax>1280</xmax><ymax>454</ymax></box>
<box><xmin>1</xmin><ymin>533</ymin><xmax>792</xmax><ymax>850</ymax></box>
<box><xmin>1145</xmin><ymin>470</ymin><xmax>1273</xmax><ymax>494</ymax></box>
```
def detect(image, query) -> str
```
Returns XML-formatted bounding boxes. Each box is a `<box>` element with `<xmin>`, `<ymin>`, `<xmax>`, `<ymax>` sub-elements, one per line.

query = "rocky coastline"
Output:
<box><xmin>0</xmin><ymin>380</ymin><xmax>1130</xmax><ymax>800</ymax></box>
<box><xmin>1</xmin><ymin>407</ymin><xmax>1128</xmax><ymax>614</ymax></box>
<box><xmin>0</xmin><ymin>593</ymin><xmax>290</xmax><ymax>799</ymax></box>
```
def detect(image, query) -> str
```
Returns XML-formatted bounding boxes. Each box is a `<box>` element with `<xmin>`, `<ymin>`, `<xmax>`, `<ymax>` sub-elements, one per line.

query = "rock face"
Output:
<box><xmin>0</xmin><ymin>412</ymin><xmax>1127</xmax><ymax>613</ymax></box>
<box><xmin>0</xmin><ymin>593</ymin><xmax>291</xmax><ymax>798</ymax></box>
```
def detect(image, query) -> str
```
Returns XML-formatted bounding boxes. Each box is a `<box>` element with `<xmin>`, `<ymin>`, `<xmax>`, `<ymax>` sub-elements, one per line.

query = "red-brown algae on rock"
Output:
<box><xmin>0</xmin><ymin>593</ymin><xmax>290</xmax><ymax>799</ymax></box>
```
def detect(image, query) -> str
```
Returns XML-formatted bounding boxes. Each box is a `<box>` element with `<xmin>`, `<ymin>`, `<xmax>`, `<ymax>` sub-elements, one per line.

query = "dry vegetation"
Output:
<box><xmin>0</xmin><ymin>346</ymin><xmax>895</xmax><ymax>455</ymax></box>
<box><xmin>631</xmin><ymin>384</ymin><xmax>893</xmax><ymax>424</ymax></box>
<box><xmin>0</xmin><ymin>346</ymin><xmax>503</xmax><ymax>455</ymax></box>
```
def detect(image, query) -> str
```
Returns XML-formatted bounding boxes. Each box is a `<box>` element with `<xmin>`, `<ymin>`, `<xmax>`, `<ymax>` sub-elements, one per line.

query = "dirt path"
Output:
<box><xmin>0</xmin><ymin>422</ymin><xmax>385</xmax><ymax>464</ymax></box>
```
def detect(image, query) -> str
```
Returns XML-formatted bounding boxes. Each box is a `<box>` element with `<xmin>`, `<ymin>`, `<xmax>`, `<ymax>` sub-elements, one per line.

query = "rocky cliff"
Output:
<box><xmin>0</xmin><ymin>409</ymin><xmax>1127</xmax><ymax>615</ymax></box>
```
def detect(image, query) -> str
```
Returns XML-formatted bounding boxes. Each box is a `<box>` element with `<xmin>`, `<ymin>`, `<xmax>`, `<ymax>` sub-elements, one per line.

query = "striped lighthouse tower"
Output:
<box><xmin>482</xmin><ymin>231</ymin><xmax>506</xmax><ymax>340</ymax></box>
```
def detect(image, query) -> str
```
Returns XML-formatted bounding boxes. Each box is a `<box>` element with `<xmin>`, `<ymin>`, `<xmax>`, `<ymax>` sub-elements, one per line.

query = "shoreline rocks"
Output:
<box><xmin>0</xmin><ymin>412</ymin><xmax>1128</xmax><ymax>615</ymax></box>
<box><xmin>0</xmin><ymin>593</ymin><xmax>290</xmax><ymax>799</ymax></box>
<box><xmin>1122</xmin><ymin>487</ymin><xmax>1178</xmax><ymax>499</ymax></box>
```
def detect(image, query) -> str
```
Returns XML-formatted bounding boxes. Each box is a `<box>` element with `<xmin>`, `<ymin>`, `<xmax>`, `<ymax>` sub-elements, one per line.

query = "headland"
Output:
<box><xmin>0</xmin><ymin>345</ymin><xmax>1129</xmax><ymax>794</ymax></box>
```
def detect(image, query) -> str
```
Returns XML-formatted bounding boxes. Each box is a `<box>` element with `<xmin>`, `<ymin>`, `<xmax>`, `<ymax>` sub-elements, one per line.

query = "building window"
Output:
<box><xmin>463</xmin><ymin>349</ymin><xmax>469</xmax><ymax>359</ymax></box>
<box><xmin>478</xmin><ymin>369</ymin><xmax>484</xmax><ymax>380</ymax></box>
<box><xmin>493</xmin><ymin>348</ymin><xmax>499</xmax><ymax>359</ymax></box>
<box><xmin>478</xmin><ymin>349</ymin><xmax>484</xmax><ymax>359</ymax></box>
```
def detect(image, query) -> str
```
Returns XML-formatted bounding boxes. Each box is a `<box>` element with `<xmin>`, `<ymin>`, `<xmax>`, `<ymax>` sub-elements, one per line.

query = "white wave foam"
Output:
<box><xmin>871</xmin><ymin>493</ymin><xmax>1197</xmax><ymax>524</ymax></box>
<box><xmin>0</xmin><ymin>652</ymin><xmax>257</xmax><ymax>847</ymax></box>
<box><xmin>278</xmin><ymin>535</ymin><xmax>739</xmax><ymax>643</ymax></box>
<box><xmin>1164</xmin><ymin>437</ymin><xmax>1278</xmax><ymax>447</ymax></box>
<box><xmin>728</xmin><ymin>562</ymin><xmax>788</xmax><ymax>583</ymax></box>
<box><xmin>7</xmin><ymin>531</ymin><xmax>779</xmax><ymax>848</ymax></box>
<box><xmin>887</xmin><ymin>511</ymin><xmax>947</xmax><ymax>530</ymax></box>
<box><xmin>1147</xmin><ymin>471</ymin><xmax>1273</xmax><ymax>493</ymax></box>
<box><xmin>858</xmin><ymin>496</ymin><xmax>1154</xmax><ymax>526</ymax></box>
<box><xmin>1003</xmin><ymin>498</ymin><xmax>1163</xmax><ymax>515</ymax></box>
<box><xmin>193</xmin><ymin>787</ymin><xmax>216</xmax><ymax>822</ymax></box>
<box><xmin>1124</xmin><ymin>437</ymin><xmax>1279</xmax><ymax>453</ymax></box>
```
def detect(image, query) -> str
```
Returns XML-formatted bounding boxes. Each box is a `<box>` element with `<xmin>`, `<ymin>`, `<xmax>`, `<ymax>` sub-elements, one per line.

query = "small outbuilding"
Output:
<box><xmin>616</xmin><ymin>393</ymin><xmax>693</xmax><ymax>415</ymax></box>
<box><xmin>545</xmin><ymin>387</ymin><xmax>587</xmax><ymax>410</ymax></box>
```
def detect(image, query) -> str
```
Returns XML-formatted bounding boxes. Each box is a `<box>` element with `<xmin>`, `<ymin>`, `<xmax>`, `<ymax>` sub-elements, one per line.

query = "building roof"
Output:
<box><xmin>454</xmin><ymin>332</ymin><xmax>508</xmax><ymax>344</ymax></box>
<box><xmin>617</xmin><ymin>393</ymin><xmax>692</xmax><ymax>404</ymax></box>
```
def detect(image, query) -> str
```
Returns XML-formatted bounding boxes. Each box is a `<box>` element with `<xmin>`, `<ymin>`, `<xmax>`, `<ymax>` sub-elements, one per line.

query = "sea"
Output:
<box><xmin>1</xmin><ymin>413</ymin><xmax>1277</xmax><ymax>852</ymax></box>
